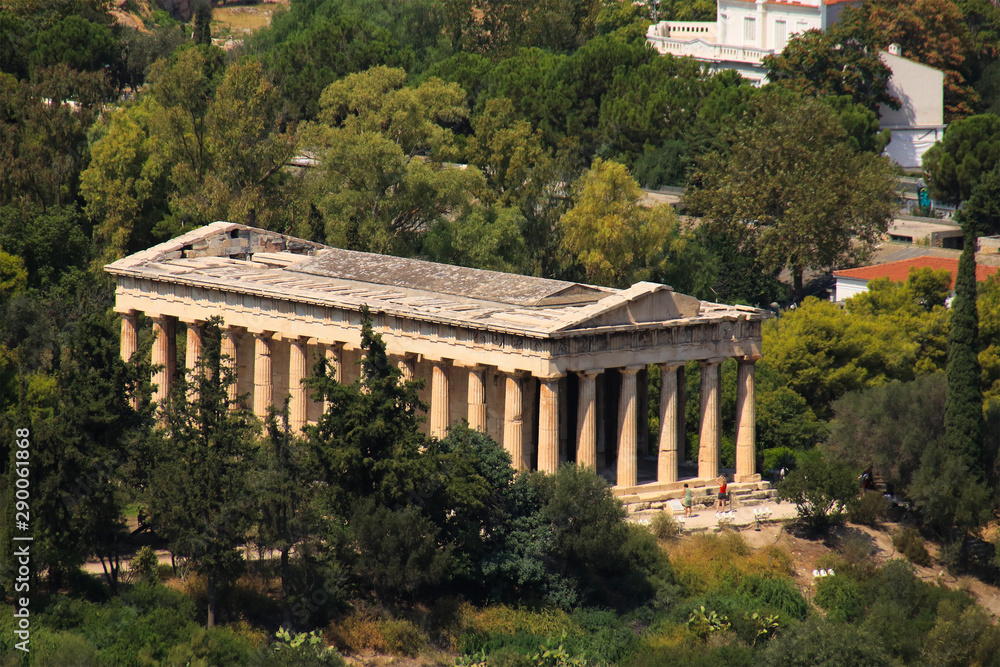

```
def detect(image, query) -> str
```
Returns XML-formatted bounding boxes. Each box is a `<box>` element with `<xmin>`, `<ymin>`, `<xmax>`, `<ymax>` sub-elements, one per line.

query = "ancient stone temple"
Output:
<box><xmin>107</xmin><ymin>222</ymin><xmax>771</xmax><ymax>492</ymax></box>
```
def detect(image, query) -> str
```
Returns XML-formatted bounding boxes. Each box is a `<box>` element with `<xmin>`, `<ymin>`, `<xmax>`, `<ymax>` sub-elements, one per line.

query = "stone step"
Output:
<box><xmin>622</xmin><ymin>485</ymin><xmax>779</xmax><ymax>513</ymax></box>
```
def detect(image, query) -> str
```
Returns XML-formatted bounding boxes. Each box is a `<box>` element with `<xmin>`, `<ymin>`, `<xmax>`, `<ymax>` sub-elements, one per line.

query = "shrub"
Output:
<box><xmin>735</xmin><ymin>575</ymin><xmax>808</xmax><ymax>620</ymax></box>
<box><xmin>326</xmin><ymin>610</ymin><xmax>388</xmax><ymax>654</ymax></box>
<box><xmin>849</xmin><ymin>491</ymin><xmax>890</xmax><ymax>527</ymax></box>
<box><xmin>650</xmin><ymin>511</ymin><xmax>680</xmax><ymax>540</ymax></box>
<box><xmin>128</xmin><ymin>546</ymin><xmax>160</xmax><ymax>584</ymax></box>
<box><xmin>892</xmin><ymin>527</ymin><xmax>931</xmax><ymax>567</ymax></box>
<box><xmin>759</xmin><ymin>617</ymin><xmax>890</xmax><ymax>666</ymax></box>
<box><xmin>379</xmin><ymin>618</ymin><xmax>425</xmax><ymax>657</ymax></box>
<box><xmin>814</xmin><ymin>576</ymin><xmax>865</xmax><ymax>623</ymax></box>
<box><xmin>762</xmin><ymin>446</ymin><xmax>797</xmax><ymax>474</ymax></box>
<box><xmin>778</xmin><ymin>451</ymin><xmax>859</xmax><ymax>534</ymax></box>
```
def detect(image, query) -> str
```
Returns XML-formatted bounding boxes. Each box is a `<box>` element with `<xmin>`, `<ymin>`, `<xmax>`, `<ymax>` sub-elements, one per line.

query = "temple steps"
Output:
<box><xmin>615</xmin><ymin>480</ymin><xmax>778</xmax><ymax>513</ymax></box>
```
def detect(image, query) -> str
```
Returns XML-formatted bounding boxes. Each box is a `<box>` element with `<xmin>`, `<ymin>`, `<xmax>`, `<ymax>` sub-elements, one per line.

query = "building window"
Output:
<box><xmin>744</xmin><ymin>17</ymin><xmax>756</xmax><ymax>43</ymax></box>
<box><xmin>775</xmin><ymin>20</ymin><xmax>787</xmax><ymax>51</ymax></box>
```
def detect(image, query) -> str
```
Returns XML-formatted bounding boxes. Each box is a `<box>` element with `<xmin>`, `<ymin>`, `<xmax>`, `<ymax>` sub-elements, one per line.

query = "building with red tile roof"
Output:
<box><xmin>833</xmin><ymin>256</ymin><xmax>1000</xmax><ymax>302</ymax></box>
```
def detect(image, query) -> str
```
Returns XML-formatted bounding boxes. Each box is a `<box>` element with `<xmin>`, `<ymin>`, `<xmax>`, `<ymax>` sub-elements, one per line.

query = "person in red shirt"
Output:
<box><xmin>717</xmin><ymin>477</ymin><xmax>728</xmax><ymax>510</ymax></box>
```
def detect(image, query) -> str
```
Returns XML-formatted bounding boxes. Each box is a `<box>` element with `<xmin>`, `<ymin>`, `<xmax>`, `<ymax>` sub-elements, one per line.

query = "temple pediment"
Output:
<box><xmin>551</xmin><ymin>283</ymin><xmax>702</xmax><ymax>332</ymax></box>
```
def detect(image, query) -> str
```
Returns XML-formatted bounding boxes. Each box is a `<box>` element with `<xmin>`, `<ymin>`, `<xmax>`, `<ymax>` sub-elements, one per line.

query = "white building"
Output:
<box><xmin>647</xmin><ymin>0</ymin><xmax>944</xmax><ymax>169</ymax></box>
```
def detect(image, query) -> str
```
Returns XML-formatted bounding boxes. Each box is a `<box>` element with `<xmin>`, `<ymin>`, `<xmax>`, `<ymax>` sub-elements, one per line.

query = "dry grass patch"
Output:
<box><xmin>666</xmin><ymin>531</ymin><xmax>794</xmax><ymax>595</ymax></box>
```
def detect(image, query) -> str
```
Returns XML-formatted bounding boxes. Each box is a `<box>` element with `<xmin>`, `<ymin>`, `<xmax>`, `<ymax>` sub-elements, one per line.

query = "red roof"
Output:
<box><xmin>833</xmin><ymin>256</ymin><xmax>1000</xmax><ymax>287</ymax></box>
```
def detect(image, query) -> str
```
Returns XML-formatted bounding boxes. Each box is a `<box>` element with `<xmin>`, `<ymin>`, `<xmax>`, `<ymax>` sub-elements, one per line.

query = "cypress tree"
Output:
<box><xmin>945</xmin><ymin>231</ymin><xmax>984</xmax><ymax>476</ymax></box>
<box><xmin>193</xmin><ymin>1</ymin><xmax>212</xmax><ymax>46</ymax></box>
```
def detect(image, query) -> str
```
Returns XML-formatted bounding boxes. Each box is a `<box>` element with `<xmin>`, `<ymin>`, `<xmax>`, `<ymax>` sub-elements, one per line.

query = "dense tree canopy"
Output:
<box><xmin>686</xmin><ymin>92</ymin><xmax>897</xmax><ymax>297</ymax></box>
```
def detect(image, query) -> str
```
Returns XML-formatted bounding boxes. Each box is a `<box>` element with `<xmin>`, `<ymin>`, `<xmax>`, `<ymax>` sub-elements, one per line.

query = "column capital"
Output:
<box><xmin>699</xmin><ymin>357</ymin><xmax>726</xmax><ymax>367</ymax></box>
<box><xmin>739</xmin><ymin>354</ymin><xmax>763</xmax><ymax>364</ymax></box>
<box><xmin>499</xmin><ymin>368</ymin><xmax>529</xmax><ymax>378</ymax></box>
<box><xmin>620</xmin><ymin>365</ymin><xmax>644</xmax><ymax>376</ymax></box>
<box><xmin>115</xmin><ymin>307</ymin><xmax>138</xmax><ymax>317</ymax></box>
<box><xmin>179</xmin><ymin>317</ymin><xmax>205</xmax><ymax>327</ymax></box>
<box><xmin>426</xmin><ymin>355</ymin><xmax>453</xmax><ymax>365</ymax></box>
<box><xmin>249</xmin><ymin>329</ymin><xmax>274</xmax><ymax>339</ymax></box>
<box><xmin>453</xmin><ymin>360</ymin><xmax>486</xmax><ymax>370</ymax></box>
<box><xmin>659</xmin><ymin>361</ymin><xmax>685</xmax><ymax>371</ymax></box>
<box><xmin>576</xmin><ymin>369</ymin><xmax>603</xmax><ymax>379</ymax></box>
<box><xmin>536</xmin><ymin>371</ymin><xmax>566</xmax><ymax>382</ymax></box>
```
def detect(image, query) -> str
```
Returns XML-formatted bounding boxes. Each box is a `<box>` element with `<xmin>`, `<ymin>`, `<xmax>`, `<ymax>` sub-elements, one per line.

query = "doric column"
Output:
<box><xmin>120</xmin><ymin>311</ymin><xmax>140</xmax><ymax>409</ymax></box>
<box><xmin>151</xmin><ymin>316</ymin><xmax>174</xmax><ymax>407</ymax></box>
<box><xmin>398</xmin><ymin>354</ymin><xmax>415</xmax><ymax>383</ymax></box>
<box><xmin>736</xmin><ymin>355</ymin><xmax>760</xmax><ymax>481</ymax></box>
<box><xmin>289</xmin><ymin>337</ymin><xmax>308</xmax><ymax>432</ymax></box>
<box><xmin>616</xmin><ymin>366</ymin><xmax>642</xmax><ymax>487</ymax></box>
<box><xmin>538</xmin><ymin>374</ymin><xmax>562</xmax><ymax>474</ymax></box>
<box><xmin>677</xmin><ymin>365</ymin><xmax>687</xmax><ymax>463</ymax></box>
<box><xmin>657</xmin><ymin>363</ymin><xmax>683</xmax><ymax>483</ymax></box>
<box><xmin>322</xmin><ymin>342</ymin><xmax>343</xmax><ymax>415</ymax></box>
<box><xmin>120</xmin><ymin>311</ymin><xmax>138</xmax><ymax>363</ymax></box>
<box><xmin>698</xmin><ymin>358</ymin><xmax>723</xmax><ymax>480</ymax></box>
<box><xmin>253</xmin><ymin>332</ymin><xmax>274</xmax><ymax>419</ymax></box>
<box><xmin>325</xmin><ymin>342</ymin><xmax>343</xmax><ymax>383</ymax></box>
<box><xmin>221</xmin><ymin>327</ymin><xmax>241</xmax><ymax>404</ymax></box>
<box><xmin>467</xmin><ymin>365</ymin><xmax>487</xmax><ymax>432</ymax></box>
<box><xmin>430</xmin><ymin>359</ymin><xmax>451</xmax><ymax>439</ymax></box>
<box><xmin>503</xmin><ymin>371</ymin><xmax>526</xmax><ymax>472</ymax></box>
<box><xmin>576</xmin><ymin>370</ymin><xmax>600</xmax><ymax>469</ymax></box>
<box><xmin>184</xmin><ymin>321</ymin><xmax>204</xmax><ymax>375</ymax></box>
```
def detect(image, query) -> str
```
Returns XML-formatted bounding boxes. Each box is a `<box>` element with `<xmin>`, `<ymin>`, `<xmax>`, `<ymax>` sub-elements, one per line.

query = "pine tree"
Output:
<box><xmin>147</xmin><ymin>317</ymin><xmax>257</xmax><ymax>627</ymax></box>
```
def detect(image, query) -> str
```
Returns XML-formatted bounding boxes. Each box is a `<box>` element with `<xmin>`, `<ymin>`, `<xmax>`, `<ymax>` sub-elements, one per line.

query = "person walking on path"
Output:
<box><xmin>682</xmin><ymin>484</ymin><xmax>693</xmax><ymax>517</ymax></box>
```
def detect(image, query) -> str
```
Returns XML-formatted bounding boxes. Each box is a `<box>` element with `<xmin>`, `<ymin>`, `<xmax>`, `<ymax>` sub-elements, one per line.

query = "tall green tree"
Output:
<box><xmin>559</xmin><ymin>158</ymin><xmax>708</xmax><ymax>291</ymax></box>
<box><xmin>922</xmin><ymin>113</ymin><xmax>1000</xmax><ymax>205</ymax></box>
<box><xmin>944</xmin><ymin>233</ymin><xmax>984</xmax><ymax>475</ymax></box>
<box><xmin>147</xmin><ymin>318</ymin><xmax>258</xmax><ymax>627</ymax></box>
<box><xmin>255</xmin><ymin>403</ymin><xmax>315</xmax><ymax>626</ymax></box>
<box><xmin>764</xmin><ymin>26</ymin><xmax>899</xmax><ymax>115</ymax></box>
<box><xmin>686</xmin><ymin>92</ymin><xmax>897</xmax><ymax>298</ymax></box>
<box><xmin>305</xmin><ymin>67</ymin><xmax>484</xmax><ymax>255</ymax></box>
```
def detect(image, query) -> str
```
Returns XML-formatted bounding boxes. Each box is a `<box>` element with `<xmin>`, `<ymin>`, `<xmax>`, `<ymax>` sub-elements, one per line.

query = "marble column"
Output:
<box><xmin>325</xmin><ymin>342</ymin><xmax>344</xmax><ymax>383</ymax></box>
<box><xmin>503</xmin><ymin>371</ymin><xmax>526</xmax><ymax>472</ymax></box>
<box><xmin>538</xmin><ymin>374</ymin><xmax>562</xmax><ymax>474</ymax></box>
<box><xmin>467</xmin><ymin>365</ymin><xmax>487</xmax><ymax>432</ymax></box>
<box><xmin>677</xmin><ymin>365</ymin><xmax>687</xmax><ymax>463</ymax></box>
<box><xmin>616</xmin><ymin>366</ymin><xmax>641</xmax><ymax>487</ymax></box>
<box><xmin>398</xmin><ymin>354</ymin><xmax>415</xmax><ymax>382</ymax></box>
<box><xmin>736</xmin><ymin>355</ymin><xmax>759</xmax><ymax>481</ymax></box>
<box><xmin>184</xmin><ymin>321</ymin><xmax>204</xmax><ymax>376</ymax></box>
<box><xmin>657</xmin><ymin>363</ymin><xmax>683</xmax><ymax>483</ymax></box>
<box><xmin>120</xmin><ymin>311</ymin><xmax>138</xmax><ymax>363</ymax></box>
<box><xmin>576</xmin><ymin>370</ymin><xmax>600</xmax><ymax>469</ymax></box>
<box><xmin>182</xmin><ymin>320</ymin><xmax>204</xmax><ymax>401</ymax></box>
<box><xmin>121</xmin><ymin>311</ymin><xmax>139</xmax><ymax>409</ymax></box>
<box><xmin>430</xmin><ymin>359</ymin><xmax>450</xmax><ymax>439</ymax></box>
<box><xmin>221</xmin><ymin>327</ymin><xmax>241</xmax><ymax>405</ymax></box>
<box><xmin>253</xmin><ymin>332</ymin><xmax>274</xmax><ymax>419</ymax></box>
<box><xmin>289</xmin><ymin>337</ymin><xmax>308</xmax><ymax>432</ymax></box>
<box><xmin>698</xmin><ymin>358</ymin><xmax>723</xmax><ymax>481</ymax></box>
<box><xmin>151</xmin><ymin>316</ymin><xmax>174</xmax><ymax>406</ymax></box>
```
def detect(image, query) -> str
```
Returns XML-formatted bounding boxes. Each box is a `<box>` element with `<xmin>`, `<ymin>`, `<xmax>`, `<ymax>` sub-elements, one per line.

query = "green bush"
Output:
<box><xmin>759</xmin><ymin>617</ymin><xmax>890</xmax><ymax>666</ymax></box>
<box><xmin>649</xmin><ymin>511</ymin><xmax>680</xmax><ymax>540</ymax></box>
<box><xmin>892</xmin><ymin>527</ymin><xmax>931</xmax><ymax>567</ymax></box>
<box><xmin>848</xmin><ymin>491</ymin><xmax>890</xmax><ymax>527</ymax></box>
<box><xmin>814</xmin><ymin>576</ymin><xmax>865</xmax><ymax>623</ymax></box>
<box><xmin>735</xmin><ymin>575</ymin><xmax>808</xmax><ymax>620</ymax></box>
<box><xmin>762</xmin><ymin>447</ymin><xmax>797</xmax><ymax>473</ymax></box>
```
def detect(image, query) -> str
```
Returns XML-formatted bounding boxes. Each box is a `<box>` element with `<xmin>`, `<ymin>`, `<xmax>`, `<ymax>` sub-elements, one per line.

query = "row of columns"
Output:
<box><xmin>122</xmin><ymin>312</ymin><xmax>758</xmax><ymax>485</ymax></box>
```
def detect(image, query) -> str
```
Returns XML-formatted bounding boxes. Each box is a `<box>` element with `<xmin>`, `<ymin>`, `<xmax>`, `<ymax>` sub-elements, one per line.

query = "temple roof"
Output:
<box><xmin>106</xmin><ymin>222</ymin><xmax>769</xmax><ymax>337</ymax></box>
